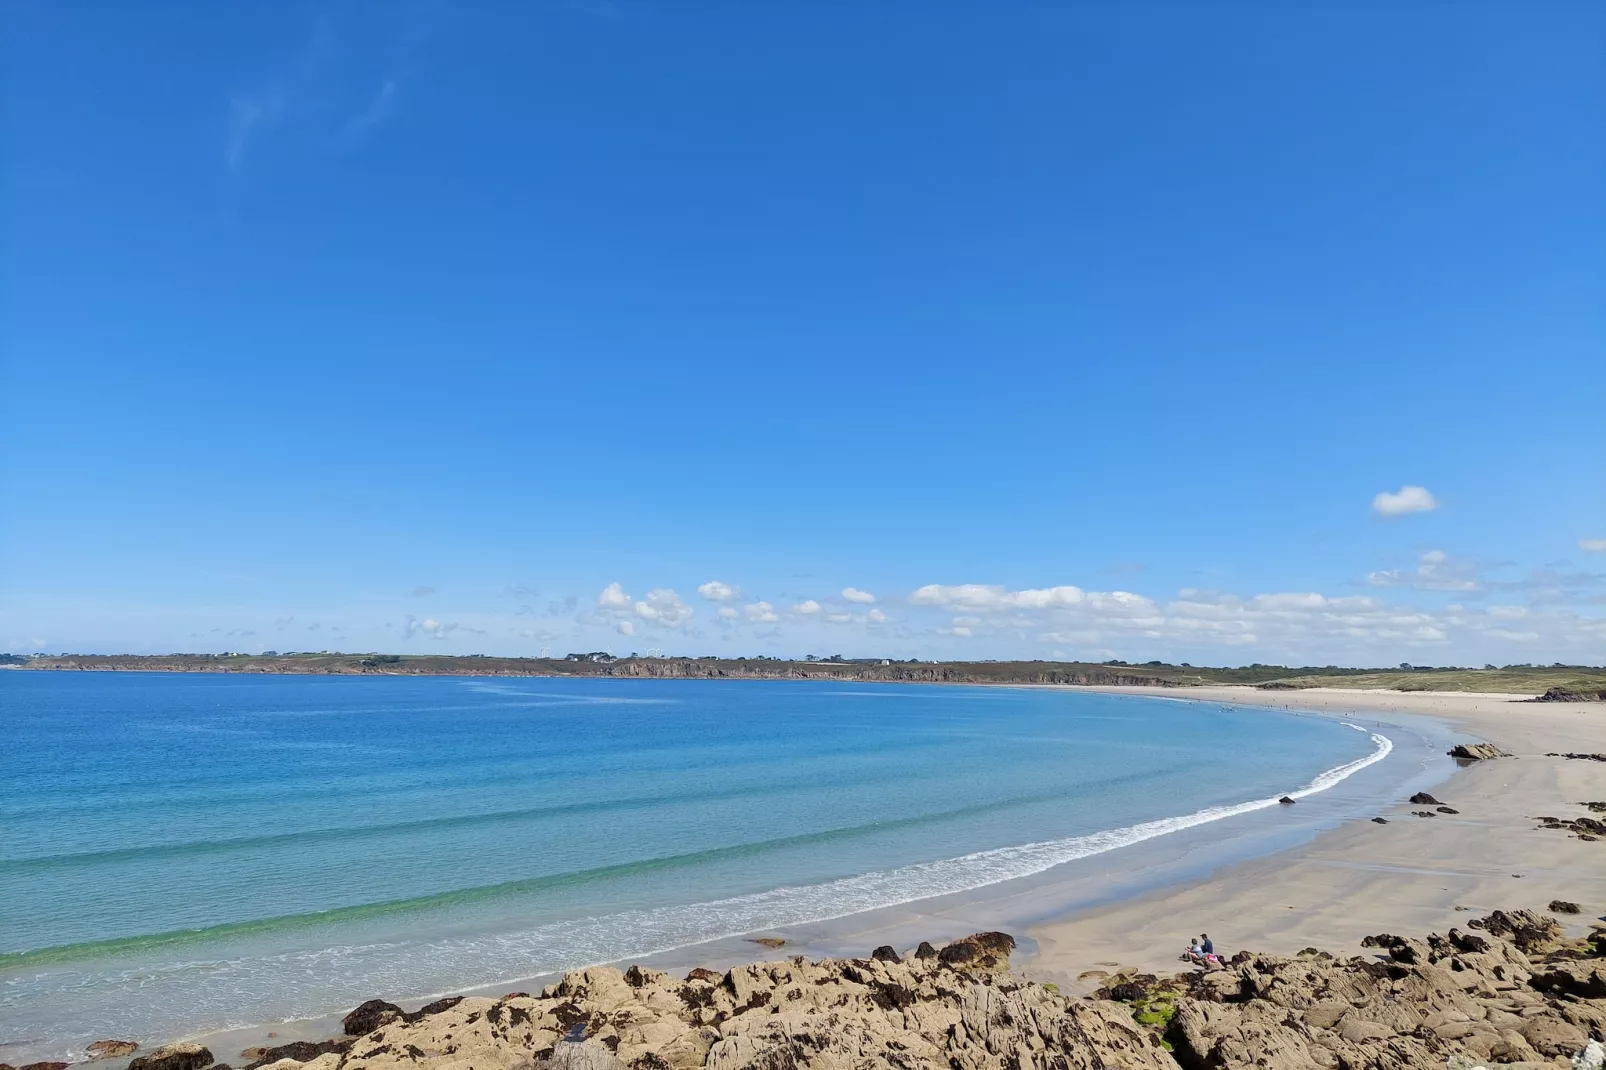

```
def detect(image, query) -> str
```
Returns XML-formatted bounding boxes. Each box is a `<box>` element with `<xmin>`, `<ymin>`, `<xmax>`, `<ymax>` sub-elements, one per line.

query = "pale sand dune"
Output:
<box><xmin>1020</xmin><ymin>686</ymin><xmax>1606</xmax><ymax>989</ymax></box>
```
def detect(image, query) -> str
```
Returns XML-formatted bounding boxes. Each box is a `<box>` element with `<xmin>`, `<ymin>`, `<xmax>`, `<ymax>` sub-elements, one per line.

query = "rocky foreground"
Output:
<box><xmin>19</xmin><ymin>912</ymin><xmax>1606</xmax><ymax>1070</ymax></box>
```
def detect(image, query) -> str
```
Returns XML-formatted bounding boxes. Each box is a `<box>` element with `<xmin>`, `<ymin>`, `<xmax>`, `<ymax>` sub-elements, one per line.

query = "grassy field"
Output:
<box><xmin>8</xmin><ymin>653</ymin><xmax>1603</xmax><ymax>695</ymax></box>
<box><xmin>1251</xmin><ymin>667</ymin><xmax>1606</xmax><ymax>694</ymax></box>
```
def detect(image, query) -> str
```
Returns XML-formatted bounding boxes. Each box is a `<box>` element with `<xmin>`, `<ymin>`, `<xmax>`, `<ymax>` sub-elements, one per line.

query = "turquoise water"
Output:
<box><xmin>0</xmin><ymin>672</ymin><xmax>1393</xmax><ymax>1057</ymax></box>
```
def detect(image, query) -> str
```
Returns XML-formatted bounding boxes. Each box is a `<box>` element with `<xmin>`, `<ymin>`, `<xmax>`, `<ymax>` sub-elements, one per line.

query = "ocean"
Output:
<box><xmin>0</xmin><ymin>672</ymin><xmax>1420</xmax><ymax>1060</ymax></box>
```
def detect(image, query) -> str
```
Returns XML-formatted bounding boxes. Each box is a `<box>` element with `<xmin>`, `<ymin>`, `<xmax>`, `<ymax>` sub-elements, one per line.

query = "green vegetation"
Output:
<box><xmin>1253</xmin><ymin>666</ymin><xmax>1606</xmax><ymax>694</ymax></box>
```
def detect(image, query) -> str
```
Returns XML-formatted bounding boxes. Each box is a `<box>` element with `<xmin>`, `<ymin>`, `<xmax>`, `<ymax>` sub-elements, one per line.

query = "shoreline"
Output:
<box><xmin>1019</xmin><ymin>685</ymin><xmax>1606</xmax><ymax>989</ymax></box>
<box><xmin>13</xmin><ymin>683</ymin><xmax>1603</xmax><ymax>1066</ymax></box>
<box><xmin>181</xmin><ymin>685</ymin><xmax>1603</xmax><ymax>1061</ymax></box>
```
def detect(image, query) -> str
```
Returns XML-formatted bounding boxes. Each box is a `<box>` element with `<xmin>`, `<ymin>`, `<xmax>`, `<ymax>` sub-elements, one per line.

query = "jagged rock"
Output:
<box><xmin>1277</xmin><ymin>795</ymin><xmax>1296</xmax><ymax>804</ymax></box>
<box><xmin>1410</xmin><ymin>792</ymin><xmax>1442</xmax><ymax>805</ymax></box>
<box><xmin>936</xmin><ymin>931</ymin><xmax>1015</xmax><ymax>970</ymax></box>
<box><xmin>869</xmin><ymin>945</ymin><xmax>900</xmax><ymax>963</ymax></box>
<box><xmin>18</xmin><ymin>1063</ymin><xmax>69</xmax><ymax>1070</ymax></box>
<box><xmin>1468</xmin><ymin>908</ymin><xmax>1562</xmax><ymax>953</ymax></box>
<box><xmin>242</xmin><ymin>1038</ymin><xmax>353</xmax><ymax>1070</ymax></box>
<box><xmin>127</xmin><ymin>1045</ymin><xmax>212</xmax><ymax>1070</ymax></box>
<box><xmin>1438</xmin><ymin>805</ymin><xmax>1460</xmax><ymax>814</ymax></box>
<box><xmin>86</xmin><ymin>1042</ymin><xmax>139</xmax><ymax>1062</ymax></box>
<box><xmin>1551</xmin><ymin>900</ymin><xmax>1583</xmax><ymax>914</ymax></box>
<box><xmin>1371</xmin><ymin>816</ymin><xmax>1389</xmax><ymax>823</ymax></box>
<box><xmin>1531</xmin><ymin>687</ymin><xmax>1606</xmax><ymax>702</ymax></box>
<box><xmin>548</xmin><ymin>1043</ymin><xmax>624</xmax><ymax>1070</ymax></box>
<box><xmin>1413</xmin><ymin>809</ymin><xmax>1438</xmax><ymax>817</ymax></box>
<box><xmin>1522</xmin><ymin>1016</ymin><xmax>1589</xmax><ymax>1057</ymax></box>
<box><xmin>1532</xmin><ymin>960</ymin><xmax>1606</xmax><ymax>999</ymax></box>
<box><xmin>179</xmin><ymin>912</ymin><xmax>1606</xmax><ymax>1070</ymax></box>
<box><xmin>407</xmin><ymin>996</ymin><xmax>463</xmax><ymax>1020</ymax></box>
<box><xmin>1449</xmin><ymin>743</ymin><xmax>1512</xmax><ymax>760</ymax></box>
<box><xmin>343</xmin><ymin>999</ymin><xmax>404</xmax><ymax>1035</ymax></box>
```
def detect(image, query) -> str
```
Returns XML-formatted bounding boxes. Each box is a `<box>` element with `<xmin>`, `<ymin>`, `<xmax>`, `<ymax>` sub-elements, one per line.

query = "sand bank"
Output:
<box><xmin>1022</xmin><ymin>686</ymin><xmax>1606</xmax><ymax>989</ymax></box>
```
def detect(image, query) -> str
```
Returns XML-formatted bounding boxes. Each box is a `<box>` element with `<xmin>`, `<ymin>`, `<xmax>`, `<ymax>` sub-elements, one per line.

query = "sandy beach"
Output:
<box><xmin>1023</xmin><ymin>686</ymin><xmax>1606</xmax><ymax>989</ymax></box>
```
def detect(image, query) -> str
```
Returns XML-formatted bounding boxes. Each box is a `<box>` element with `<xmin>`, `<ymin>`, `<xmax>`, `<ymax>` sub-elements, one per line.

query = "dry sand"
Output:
<box><xmin>1021</xmin><ymin>686</ymin><xmax>1606</xmax><ymax>990</ymax></box>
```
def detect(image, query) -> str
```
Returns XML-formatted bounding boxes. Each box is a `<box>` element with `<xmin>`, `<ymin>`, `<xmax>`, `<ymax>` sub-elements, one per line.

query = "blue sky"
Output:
<box><xmin>3</xmin><ymin>1</ymin><xmax>1603</xmax><ymax>664</ymax></box>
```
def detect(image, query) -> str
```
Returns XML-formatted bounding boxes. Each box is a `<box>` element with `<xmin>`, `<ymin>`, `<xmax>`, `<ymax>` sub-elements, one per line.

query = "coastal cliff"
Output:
<box><xmin>50</xmin><ymin>911</ymin><xmax>1605</xmax><ymax>1070</ymax></box>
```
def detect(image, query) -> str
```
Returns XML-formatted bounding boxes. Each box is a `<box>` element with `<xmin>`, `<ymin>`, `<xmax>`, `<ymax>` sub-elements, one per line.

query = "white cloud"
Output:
<box><xmin>1581</xmin><ymin>539</ymin><xmax>1606</xmax><ymax>553</ymax></box>
<box><xmin>616</xmin><ymin>619</ymin><xmax>636</xmax><ymax>636</ymax></box>
<box><xmin>898</xmin><ymin>573</ymin><xmax>1606</xmax><ymax>662</ymax></box>
<box><xmin>718</xmin><ymin>606</ymin><xmax>739</xmax><ymax>620</ymax></box>
<box><xmin>1372</xmin><ymin>485</ymin><xmax>1438</xmax><ymax>517</ymax></box>
<box><xmin>1365</xmin><ymin>549</ymin><xmax>1481</xmax><ymax>592</ymax></box>
<box><xmin>597</xmin><ymin>582</ymin><xmax>632</xmax><ymax>610</ymax></box>
<box><xmin>403</xmin><ymin>615</ymin><xmax>458</xmax><ymax>640</ymax></box>
<box><xmin>795</xmin><ymin>599</ymin><xmax>822</xmax><ymax>615</ymax></box>
<box><xmin>634</xmin><ymin>588</ymin><xmax>692</xmax><ymax>627</ymax></box>
<box><xmin>866</xmin><ymin>608</ymin><xmax>887</xmax><ymax>623</ymax></box>
<box><xmin>825</xmin><ymin>612</ymin><xmax>853</xmax><ymax>624</ymax></box>
<box><xmin>909</xmin><ymin>584</ymin><xmax>1088</xmax><ymax>610</ymax></box>
<box><xmin>697</xmin><ymin>580</ymin><xmax>740</xmax><ymax>602</ymax></box>
<box><xmin>841</xmin><ymin>587</ymin><xmax>877</xmax><ymax>604</ymax></box>
<box><xmin>745</xmin><ymin>601</ymin><xmax>779</xmax><ymax>623</ymax></box>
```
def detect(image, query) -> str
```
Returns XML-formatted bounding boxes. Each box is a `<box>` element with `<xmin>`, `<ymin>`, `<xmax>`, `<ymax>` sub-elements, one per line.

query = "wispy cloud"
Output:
<box><xmin>225</xmin><ymin>5</ymin><xmax>432</xmax><ymax>170</ymax></box>
<box><xmin>345</xmin><ymin>78</ymin><xmax>398</xmax><ymax>136</ymax></box>
<box><xmin>224</xmin><ymin>15</ymin><xmax>334</xmax><ymax>171</ymax></box>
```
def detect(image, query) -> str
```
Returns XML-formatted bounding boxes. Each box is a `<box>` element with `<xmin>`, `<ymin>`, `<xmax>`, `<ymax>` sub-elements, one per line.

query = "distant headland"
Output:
<box><xmin>4</xmin><ymin>652</ymin><xmax>1603</xmax><ymax>695</ymax></box>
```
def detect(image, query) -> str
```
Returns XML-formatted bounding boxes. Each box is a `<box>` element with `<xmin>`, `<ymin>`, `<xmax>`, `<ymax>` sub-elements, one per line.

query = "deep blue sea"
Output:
<box><xmin>0</xmin><ymin>672</ymin><xmax>1402</xmax><ymax>1058</ymax></box>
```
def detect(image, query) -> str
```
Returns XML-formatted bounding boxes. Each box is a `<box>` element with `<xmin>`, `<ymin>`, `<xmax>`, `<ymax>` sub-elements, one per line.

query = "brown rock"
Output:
<box><xmin>1520</xmin><ymin>1016</ymin><xmax>1588</xmax><ymax>1057</ymax></box>
<box><xmin>936</xmin><ymin>931</ymin><xmax>1015</xmax><ymax>970</ymax></box>
<box><xmin>1467</xmin><ymin>908</ymin><xmax>1562</xmax><ymax>953</ymax></box>
<box><xmin>242</xmin><ymin>1038</ymin><xmax>353</xmax><ymax>1070</ymax></box>
<box><xmin>1449</xmin><ymin>742</ymin><xmax>1512</xmax><ymax>760</ymax></box>
<box><xmin>127</xmin><ymin>1045</ymin><xmax>212</xmax><ymax>1070</ymax></box>
<box><xmin>1409</xmin><ymin>792</ymin><xmax>1442</xmax><ymax>805</ymax></box>
<box><xmin>343</xmin><ymin>999</ymin><xmax>403</xmax><ymax>1035</ymax></box>
<box><xmin>1549</xmin><ymin>899</ymin><xmax>1582</xmax><ymax>914</ymax></box>
<box><xmin>86</xmin><ymin>1042</ymin><xmax>139</xmax><ymax>1062</ymax></box>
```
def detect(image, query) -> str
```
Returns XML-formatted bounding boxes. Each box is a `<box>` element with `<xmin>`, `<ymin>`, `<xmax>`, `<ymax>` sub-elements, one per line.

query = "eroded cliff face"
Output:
<box><xmin>80</xmin><ymin>915</ymin><xmax>1606</xmax><ymax>1070</ymax></box>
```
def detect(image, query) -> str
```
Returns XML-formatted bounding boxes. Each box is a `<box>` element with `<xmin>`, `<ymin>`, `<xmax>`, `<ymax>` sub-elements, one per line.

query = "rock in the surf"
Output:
<box><xmin>86</xmin><ymin>1042</ymin><xmax>139</xmax><ymax>1062</ymax></box>
<box><xmin>127</xmin><ymin>1044</ymin><xmax>213</xmax><ymax>1070</ymax></box>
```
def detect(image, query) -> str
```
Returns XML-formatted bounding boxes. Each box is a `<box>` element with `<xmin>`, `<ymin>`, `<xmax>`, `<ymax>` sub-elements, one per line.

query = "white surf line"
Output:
<box><xmin>397</xmin><ymin>727</ymin><xmax>1400</xmax><ymax>994</ymax></box>
<box><xmin>53</xmin><ymin>728</ymin><xmax>1397</xmax><ymax>1047</ymax></box>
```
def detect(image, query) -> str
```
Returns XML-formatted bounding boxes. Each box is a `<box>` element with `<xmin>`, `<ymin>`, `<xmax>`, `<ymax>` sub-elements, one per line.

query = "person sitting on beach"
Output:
<box><xmin>1184</xmin><ymin>939</ymin><xmax>1204</xmax><ymax>964</ymax></box>
<box><xmin>1200</xmin><ymin>933</ymin><xmax>1214</xmax><ymax>956</ymax></box>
